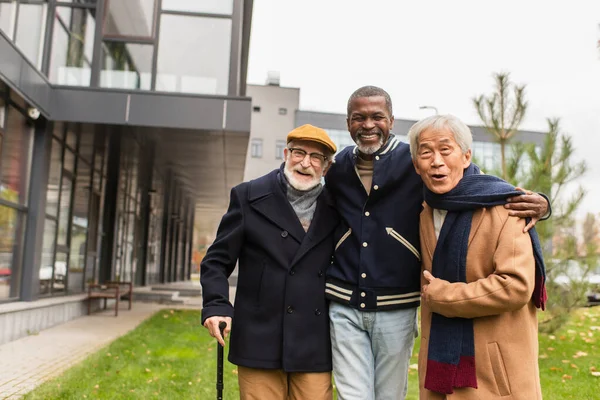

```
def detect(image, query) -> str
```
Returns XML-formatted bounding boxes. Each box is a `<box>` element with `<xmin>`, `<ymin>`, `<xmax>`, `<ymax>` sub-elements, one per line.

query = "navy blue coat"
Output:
<box><xmin>201</xmin><ymin>168</ymin><xmax>339</xmax><ymax>372</ymax></box>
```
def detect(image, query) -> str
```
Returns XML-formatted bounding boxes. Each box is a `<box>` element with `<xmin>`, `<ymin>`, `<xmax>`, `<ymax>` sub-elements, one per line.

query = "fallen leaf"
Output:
<box><xmin>549</xmin><ymin>335</ymin><xmax>556</xmax><ymax>340</ymax></box>
<box><xmin>145</xmin><ymin>368</ymin><xmax>151</xmax><ymax>373</ymax></box>
<box><xmin>570</xmin><ymin>364</ymin><xmax>578</xmax><ymax>369</ymax></box>
<box><xmin>573</xmin><ymin>351</ymin><xmax>588</xmax><ymax>358</ymax></box>
<box><xmin>592</xmin><ymin>371</ymin><xmax>600</xmax><ymax>377</ymax></box>
<box><xmin>550</xmin><ymin>367</ymin><xmax>563</xmax><ymax>372</ymax></box>
<box><xmin>561</xmin><ymin>360</ymin><xmax>570</xmax><ymax>364</ymax></box>
<box><xmin>547</xmin><ymin>347</ymin><xmax>555</xmax><ymax>351</ymax></box>
<box><xmin>539</xmin><ymin>354</ymin><xmax>548</xmax><ymax>359</ymax></box>
<box><xmin>409</xmin><ymin>364</ymin><xmax>418</xmax><ymax>370</ymax></box>
<box><xmin>562</xmin><ymin>374</ymin><xmax>572</xmax><ymax>380</ymax></box>
<box><xmin>94</xmin><ymin>384</ymin><xmax>99</xmax><ymax>389</ymax></box>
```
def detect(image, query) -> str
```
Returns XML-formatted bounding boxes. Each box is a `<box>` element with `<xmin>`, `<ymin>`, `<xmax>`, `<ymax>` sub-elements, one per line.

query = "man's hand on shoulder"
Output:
<box><xmin>504</xmin><ymin>187</ymin><xmax>549</xmax><ymax>233</ymax></box>
<box><xmin>203</xmin><ymin>316</ymin><xmax>232</xmax><ymax>347</ymax></box>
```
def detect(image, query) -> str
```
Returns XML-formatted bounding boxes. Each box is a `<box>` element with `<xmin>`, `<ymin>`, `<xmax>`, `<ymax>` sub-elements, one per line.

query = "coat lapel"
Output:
<box><xmin>421</xmin><ymin>203</ymin><xmax>437</xmax><ymax>262</ymax></box>
<box><xmin>290</xmin><ymin>191</ymin><xmax>338</xmax><ymax>267</ymax></box>
<box><xmin>249</xmin><ymin>170</ymin><xmax>306</xmax><ymax>243</ymax></box>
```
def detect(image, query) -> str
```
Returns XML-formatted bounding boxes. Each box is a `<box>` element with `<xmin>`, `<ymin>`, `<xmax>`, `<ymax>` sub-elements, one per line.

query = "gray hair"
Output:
<box><xmin>407</xmin><ymin>114</ymin><xmax>473</xmax><ymax>160</ymax></box>
<box><xmin>347</xmin><ymin>86</ymin><xmax>393</xmax><ymax>117</ymax></box>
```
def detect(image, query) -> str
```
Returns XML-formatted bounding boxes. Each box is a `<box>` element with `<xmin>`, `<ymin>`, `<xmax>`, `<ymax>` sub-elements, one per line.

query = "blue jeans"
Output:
<box><xmin>329</xmin><ymin>302</ymin><xmax>418</xmax><ymax>400</ymax></box>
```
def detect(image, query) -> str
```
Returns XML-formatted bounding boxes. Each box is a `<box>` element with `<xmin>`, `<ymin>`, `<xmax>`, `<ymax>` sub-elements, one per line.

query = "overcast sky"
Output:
<box><xmin>246</xmin><ymin>0</ymin><xmax>600</xmax><ymax>218</ymax></box>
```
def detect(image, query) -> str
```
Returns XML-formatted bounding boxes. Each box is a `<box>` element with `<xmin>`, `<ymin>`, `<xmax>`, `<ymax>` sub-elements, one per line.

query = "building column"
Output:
<box><xmin>99</xmin><ymin>129</ymin><xmax>121</xmax><ymax>283</ymax></box>
<box><xmin>137</xmin><ymin>141</ymin><xmax>155</xmax><ymax>286</ymax></box>
<box><xmin>159</xmin><ymin>170</ymin><xmax>173</xmax><ymax>283</ymax></box>
<box><xmin>20</xmin><ymin>119</ymin><xmax>52</xmax><ymax>301</ymax></box>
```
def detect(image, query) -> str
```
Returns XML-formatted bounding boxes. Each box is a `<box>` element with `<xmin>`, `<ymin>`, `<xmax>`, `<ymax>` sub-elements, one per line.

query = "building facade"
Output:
<box><xmin>245</xmin><ymin>83</ymin><xmax>546</xmax><ymax>176</ymax></box>
<box><xmin>0</xmin><ymin>0</ymin><xmax>254</xmax><ymax>343</ymax></box>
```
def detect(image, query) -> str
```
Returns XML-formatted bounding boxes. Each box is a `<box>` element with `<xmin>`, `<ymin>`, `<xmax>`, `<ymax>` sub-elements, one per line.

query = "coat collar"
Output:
<box><xmin>421</xmin><ymin>202</ymin><xmax>486</xmax><ymax>260</ymax></box>
<box><xmin>290</xmin><ymin>189</ymin><xmax>338</xmax><ymax>267</ymax></box>
<box><xmin>248</xmin><ymin>169</ymin><xmax>306</xmax><ymax>243</ymax></box>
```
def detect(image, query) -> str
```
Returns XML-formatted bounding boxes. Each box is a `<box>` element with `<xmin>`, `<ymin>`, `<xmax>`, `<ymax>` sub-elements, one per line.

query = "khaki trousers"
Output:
<box><xmin>237</xmin><ymin>365</ymin><xmax>333</xmax><ymax>400</ymax></box>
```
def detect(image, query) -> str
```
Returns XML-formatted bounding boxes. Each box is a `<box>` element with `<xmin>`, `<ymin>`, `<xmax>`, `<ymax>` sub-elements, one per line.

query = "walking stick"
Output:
<box><xmin>216</xmin><ymin>321</ymin><xmax>227</xmax><ymax>400</ymax></box>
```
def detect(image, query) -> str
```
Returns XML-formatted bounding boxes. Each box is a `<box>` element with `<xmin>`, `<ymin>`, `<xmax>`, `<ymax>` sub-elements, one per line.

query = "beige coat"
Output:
<box><xmin>419</xmin><ymin>203</ymin><xmax>542</xmax><ymax>400</ymax></box>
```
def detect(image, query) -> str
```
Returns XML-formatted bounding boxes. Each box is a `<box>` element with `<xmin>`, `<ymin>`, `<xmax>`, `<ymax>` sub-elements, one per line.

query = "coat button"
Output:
<box><xmin>289</xmin><ymin>268</ymin><xmax>295</xmax><ymax>276</ymax></box>
<box><xmin>281</xmin><ymin>230</ymin><xmax>288</xmax><ymax>238</ymax></box>
<box><xmin>314</xmin><ymin>309</ymin><xmax>321</xmax><ymax>316</ymax></box>
<box><xmin>318</xmin><ymin>270</ymin><xmax>324</xmax><ymax>277</ymax></box>
<box><xmin>287</xmin><ymin>306</ymin><xmax>294</xmax><ymax>314</ymax></box>
<box><xmin>373</xmin><ymin>185</ymin><xmax>379</xmax><ymax>190</ymax></box>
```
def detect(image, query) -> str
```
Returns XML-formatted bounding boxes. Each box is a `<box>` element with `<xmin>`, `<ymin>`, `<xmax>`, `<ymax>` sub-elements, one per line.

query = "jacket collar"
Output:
<box><xmin>352</xmin><ymin>133</ymin><xmax>401</xmax><ymax>158</ymax></box>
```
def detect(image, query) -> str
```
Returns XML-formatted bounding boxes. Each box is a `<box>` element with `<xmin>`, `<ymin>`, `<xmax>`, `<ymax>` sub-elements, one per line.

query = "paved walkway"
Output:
<box><xmin>0</xmin><ymin>285</ymin><xmax>235</xmax><ymax>399</ymax></box>
<box><xmin>0</xmin><ymin>303</ymin><xmax>166</xmax><ymax>399</ymax></box>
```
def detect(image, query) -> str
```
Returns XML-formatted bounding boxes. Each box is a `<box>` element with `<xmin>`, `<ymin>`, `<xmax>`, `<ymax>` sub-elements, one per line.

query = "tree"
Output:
<box><xmin>502</xmin><ymin>118</ymin><xmax>594</xmax><ymax>332</ymax></box>
<box><xmin>473</xmin><ymin>72</ymin><xmax>528</xmax><ymax>180</ymax></box>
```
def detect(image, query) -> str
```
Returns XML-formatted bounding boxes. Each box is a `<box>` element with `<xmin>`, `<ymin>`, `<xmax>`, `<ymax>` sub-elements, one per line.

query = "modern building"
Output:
<box><xmin>0</xmin><ymin>0</ymin><xmax>254</xmax><ymax>344</ymax></box>
<box><xmin>245</xmin><ymin>82</ymin><xmax>547</xmax><ymax>175</ymax></box>
<box><xmin>243</xmin><ymin>79</ymin><xmax>299</xmax><ymax>181</ymax></box>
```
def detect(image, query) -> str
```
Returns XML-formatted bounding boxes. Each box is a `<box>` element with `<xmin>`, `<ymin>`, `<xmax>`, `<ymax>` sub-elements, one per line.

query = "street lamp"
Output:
<box><xmin>419</xmin><ymin>105</ymin><xmax>438</xmax><ymax>115</ymax></box>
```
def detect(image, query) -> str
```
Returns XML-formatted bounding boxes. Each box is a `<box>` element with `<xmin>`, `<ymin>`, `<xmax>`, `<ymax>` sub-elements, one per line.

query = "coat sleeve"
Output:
<box><xmin>425</xmin><ymin>214</ymin><xmax>536</xmax><ymax>319</ymax></box>
<box><xmin>200</xmin><ymin>186</ymin><xmax>245</xmax><ymax>324</ymax></box>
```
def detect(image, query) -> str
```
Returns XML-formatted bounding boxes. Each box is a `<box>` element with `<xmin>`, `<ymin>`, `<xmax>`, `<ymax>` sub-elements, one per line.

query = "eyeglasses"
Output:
<box><xmin>287</xmin><ymin>147</ymin><xmax>327</xmax><ymax>166</ymax></box>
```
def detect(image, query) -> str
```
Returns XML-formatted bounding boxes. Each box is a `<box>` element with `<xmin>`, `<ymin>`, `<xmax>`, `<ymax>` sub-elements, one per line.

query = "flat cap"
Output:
<box><xmin>286</xmin><ymin>124</ymin><xmax>337</xmax><ymax>154</ymax></box>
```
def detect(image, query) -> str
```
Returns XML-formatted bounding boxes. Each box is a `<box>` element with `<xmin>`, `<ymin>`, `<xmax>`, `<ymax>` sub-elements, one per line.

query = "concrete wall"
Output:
<box><xmin>0</xmin><ymin>295</ymin><xmax>109</xmax><ymax>345</ymax></box>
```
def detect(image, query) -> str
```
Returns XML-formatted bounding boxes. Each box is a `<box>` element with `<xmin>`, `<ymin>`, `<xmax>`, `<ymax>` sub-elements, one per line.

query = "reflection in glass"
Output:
<box><xmin>64</xmin><ymin>149</ymin><xmax>75</xmax><ymax>173</ymax></box>
<box><xmin>156</xmin><ymin>15</ymin><xmax>231</xmax><ymax>95</ymax></box>
<box><xmin>0</xmin><ymin>205</ymin><xmax>23</xmax><ymax>299</ymax></box>
<box><xmin>101</xmin><ymin>42</ymin><xmax>152</xmax><ymax>90</ymax></box>
<box><xmin>52</xmin><ymin>252</ymin><xmax>67</xmax><ymax>294</ymax></box>
<box><xmin>162</xmin><ymin>0</ymin><xmax>233</xmax><ymax>15</ymax></box>
<box><xmin>39</xmin><ymin>219</ymin><xmax>57</xmax><ymax>295</ymax></box>
<box><xmin>0</xmin><ymin>1</ymin><xmax>17</xmax><ymax>40</ymax></box>
<box><xmin>15</xmin><ymin>3</ymin><xmax>48</xmax><ymax>69</ymax></box>
<box><xmin>104</xmin><ymin>0</ymin><xmax>155</xmax><ymax>38</ymax></box>
<box><xmin>79</xmin><ymin>125</ymin><xmax>94</xmax><ymax>162</ymax></box>
<box><xmin>0</xmin><ymin>107</ymin><xmax>33</xmax><ymax>205</ymax></box>
<box><xmin>46</xmin><ymin>139</ymin><xmax>62</xmax><ymax>217</ymax></box>
<box><xmin>49</xmin><ymin>6</ymin><xmax>95</xmax><ymax>86</ymax></box>
<box><xmin>68</xmin><ymin>222</ymin><xmax>86</xmax><ymax>293</ymax></box>
<box><xmin>57</xmin><ymin>176</ymin><xmax>72</xmax><ymax>246</ymax></box>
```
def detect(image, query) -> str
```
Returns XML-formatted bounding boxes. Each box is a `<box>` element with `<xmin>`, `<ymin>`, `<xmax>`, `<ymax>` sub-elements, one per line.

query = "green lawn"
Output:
<box><xmin>25</xmin><ymin>307</ymin><xmax>600</xmax><ymax>399</ymax></box>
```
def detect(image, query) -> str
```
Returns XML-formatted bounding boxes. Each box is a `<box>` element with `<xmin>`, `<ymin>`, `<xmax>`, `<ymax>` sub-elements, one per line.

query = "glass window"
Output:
<box><xmin>64</xmin><ymin>148</ymin><xmax>75</xmax><ymax>173</ymax></box>
<box><xmin>15</xmin><ymin>2</ymin><xmax>48</xmax><ymax>69</ymax></box>
<box><xmin>275</xmin><ymin>140</ymin><xmax>285</xmax><ymax>160</ymax></box>
<box><xmin>49</xmin><ymin>6</ymin><xmax>95</xmax><ymax>86</ymax></box>
<box><xmin>250</xmin><ymin>138</ymin><xmax>262</xmax><ymax>158</ymax></box>
<box><xmin>0</xmin><ymin>205</ymin><xmax>23</xmax><ymax>299</ymax></box>
<box><xmin>0</xmin><ymin>107</ymin><xmax>33</xmax><ymax>205</ymax></box>
<box><xmin>162</xmin><ymin>0</ymin><xmax>233</xmax><ymax>15</ymax></box>
<box><xmin>0</xmin><ymin>0</ymin><xmax>17</xmax><ymax>40</ymax></box>
<box><xmin>66</xmin><ymin>126</ymin><xmax>78</xmax><ymax>149</ymax></box>
<box><xmin>46</xmin><ymin>139</ymin><xmax>63</xmax><ymax>217</ymax></box>
<box><xmin>156</xmin><ymin>15</ymin><xmax>231</xmax><ymax>95</ymax></box>
<box><xmin>104</xmin><ymin>0</ymin><xmax>155</xmax><ymax>38</ymax></box>
<box><xmin>0</xmin><ymin>94</ymin><xmax>5</xmax><ymax>129</ymax></box>
<box><xmin>52</xmin><ymin>251</ymin><xmax>67</xmax><ymax>294</ymax></box>
<box><xmin>79</xmin><ymin>126</ymin><xmax>94</xmax><ymax>162</ymax></box>
<box><xmin>39</xmin><ymin>218</ymin><xmax>56</xmax><ymax>295</ymax></box>
<box><xmin>100</xmin><ymin>42</ymin><xmax>152</xmax><ymax>90</ymax></box>
<box><xmin>57</xmin><ymin>175</ymin><xmax>73</xmax><ymax>246</ymax></box>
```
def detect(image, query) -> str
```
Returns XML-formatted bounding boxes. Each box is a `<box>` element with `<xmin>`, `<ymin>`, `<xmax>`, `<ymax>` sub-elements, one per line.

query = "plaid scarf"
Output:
<box><xmin>423</xmin><ymin>163</ymin><xmax>547</xmax><ymax>394</ymax></box>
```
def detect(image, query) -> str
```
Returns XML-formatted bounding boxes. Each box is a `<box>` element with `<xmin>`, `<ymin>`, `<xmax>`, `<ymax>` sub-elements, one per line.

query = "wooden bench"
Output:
<box><xmin>87</xmin><ymin>281</ymin><xmax>133</xmax><ymax>316</ymax></box>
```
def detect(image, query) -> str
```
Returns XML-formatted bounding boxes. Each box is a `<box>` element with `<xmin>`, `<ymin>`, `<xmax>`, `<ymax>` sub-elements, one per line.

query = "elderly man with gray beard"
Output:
<box><xmin>201</xmin><ymin>124</ymin><xmax>339</xmax><ymax>400</ymax></box>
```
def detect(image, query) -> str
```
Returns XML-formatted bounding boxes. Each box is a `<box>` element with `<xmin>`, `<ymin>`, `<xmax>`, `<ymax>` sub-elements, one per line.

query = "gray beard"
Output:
<box><xmin>357</xmin><ymin>138</ymin><xmax>384</xmax><ymax>155</ymax></box>
<box><xmin>283</xmin><ymin>166</ymin><xmax>321</xmax><ymax>191</ymax></box>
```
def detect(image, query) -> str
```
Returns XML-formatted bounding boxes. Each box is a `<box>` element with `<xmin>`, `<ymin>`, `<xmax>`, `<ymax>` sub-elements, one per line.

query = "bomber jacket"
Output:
<box><xmin>325</xmin><ymin>135</ymin><xmax>424</xmax><ymax>311</ymax></box>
